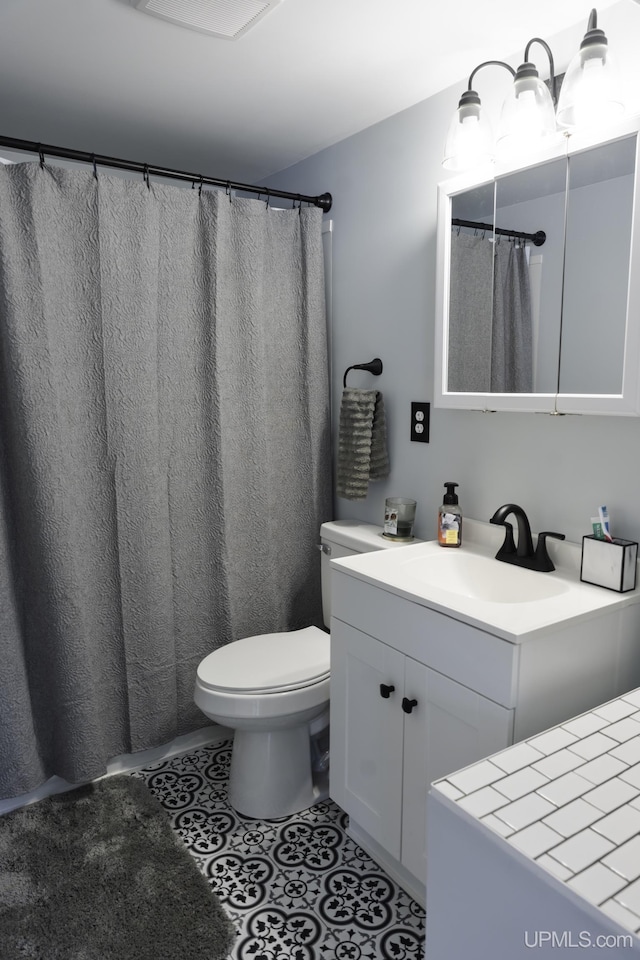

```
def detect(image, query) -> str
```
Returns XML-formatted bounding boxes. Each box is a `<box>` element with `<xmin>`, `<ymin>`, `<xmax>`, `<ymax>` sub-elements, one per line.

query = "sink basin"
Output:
<box><xmin>330</xmin><ymin>520</ymin><xmax>639</xmax><ymax>641</ymax></box>
<box><xmin>401</xmin><ymin>551</ymin><xmax>570</xmax><ymax>604</ymax></box>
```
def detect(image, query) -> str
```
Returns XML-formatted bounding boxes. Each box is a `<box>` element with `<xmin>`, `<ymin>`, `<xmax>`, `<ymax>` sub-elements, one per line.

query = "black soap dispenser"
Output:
<box><xmin>438</xmin><ymin>482</ymin><xmax>462</xmax><ymax>547</ymax></box>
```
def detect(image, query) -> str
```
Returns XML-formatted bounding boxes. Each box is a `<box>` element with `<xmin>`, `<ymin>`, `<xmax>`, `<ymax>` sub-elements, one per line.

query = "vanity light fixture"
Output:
<box><xmin>442</xmin><ymin>8</ymin><xmax>624</xmax><ymax>172</ymax></box>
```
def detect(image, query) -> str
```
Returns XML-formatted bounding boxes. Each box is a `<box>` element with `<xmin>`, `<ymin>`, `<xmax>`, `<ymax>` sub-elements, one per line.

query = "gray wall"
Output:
<box><xmin>262</xmin><ymin>4</ymin><xmax>640</xmax><ymax>548</ymax></box>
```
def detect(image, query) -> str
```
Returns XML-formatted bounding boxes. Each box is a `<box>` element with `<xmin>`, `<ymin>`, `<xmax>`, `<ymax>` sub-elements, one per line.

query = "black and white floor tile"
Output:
<box><xmin>133</xmin><ymin>740</ymin><xmax>425</xmax><ymax>959</ymax></box>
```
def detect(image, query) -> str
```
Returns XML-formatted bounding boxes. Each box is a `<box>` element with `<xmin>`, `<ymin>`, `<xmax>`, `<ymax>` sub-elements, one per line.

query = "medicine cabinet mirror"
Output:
<box><xmin>434</xmin><ymin>116</ymin><xmax>640</xmax><ymax>415</ymax></box>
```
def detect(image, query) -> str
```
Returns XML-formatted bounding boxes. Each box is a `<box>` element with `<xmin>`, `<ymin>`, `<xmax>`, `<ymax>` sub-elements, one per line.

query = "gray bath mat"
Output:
<box><xmin>0</xmin><ymin>775</ymin><xmax>236</xmax><ymax>959</ymax></box>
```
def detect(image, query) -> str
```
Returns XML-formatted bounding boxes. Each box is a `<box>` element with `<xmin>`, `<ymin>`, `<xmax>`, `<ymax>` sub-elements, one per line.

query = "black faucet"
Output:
<box><xmin>489</xmin><ymin>503</ymin><xmax>565</xmax><ymax>572</ymax></box>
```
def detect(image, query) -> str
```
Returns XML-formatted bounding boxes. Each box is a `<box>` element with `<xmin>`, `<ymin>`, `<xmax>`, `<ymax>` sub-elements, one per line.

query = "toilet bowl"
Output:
<box><xmin>194</xmin><ymin>520</ymin><xmax>417</xmax><ymax>820</ymax></box>
<box><xmin>195</xmin><ymin>626</ymin><xmax>330</xmax><ymax>819</ymax></box>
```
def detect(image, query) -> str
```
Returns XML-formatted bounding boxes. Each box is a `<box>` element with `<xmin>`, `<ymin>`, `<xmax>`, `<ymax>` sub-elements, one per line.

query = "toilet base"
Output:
<box><xmin>228</xmin><ymin>723</ymin><xmax>317</xmax><ymax>820</ymax></box>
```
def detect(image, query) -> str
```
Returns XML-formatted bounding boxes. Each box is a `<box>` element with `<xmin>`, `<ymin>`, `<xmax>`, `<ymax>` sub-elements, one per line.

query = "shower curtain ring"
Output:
<box><xmin>198</xmin><ymin>176</ymin><xmax>204</xmax><ymax>197</ymax></box>
<box><xmin>91</xmin><ymin>154</ymin><xmax>98</xmax><ymax>180</ymax></box>
<box><xmin>143</xmin><ymin>164</ymin><xmax>150</xmax><ymax>189</ymax></box>
<box><xmin>38</xmin><ymin>145</ymin><xmax>45</xmax><ymax>168</ymax></box>
<box><xmin>226</xmin><ymin>181</ymin><xmax>232</xmax><ymax>202</ymax></box>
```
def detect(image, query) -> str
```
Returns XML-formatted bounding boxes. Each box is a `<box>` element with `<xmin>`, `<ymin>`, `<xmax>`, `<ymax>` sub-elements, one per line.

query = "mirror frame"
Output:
<box><xmin>434</xmin><ymin>115</ymin><xmax>640</xmax><ymax>416</ymax></box>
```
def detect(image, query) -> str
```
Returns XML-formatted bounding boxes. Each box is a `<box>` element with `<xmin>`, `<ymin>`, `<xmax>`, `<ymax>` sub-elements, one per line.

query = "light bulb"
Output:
<box><xmin>443</xmin><ymin>91</ymin><xmax>493</xmax><ymax>171</ymax></box>
<box><xmin>556</xmin><ymin>11</ymin><xmax>625</xmax><ymax>130</ymax></box>
<box><xmin>496</xmin><ymin>63</ymin><xmax>557</xmax><ymax>162</ymax></box>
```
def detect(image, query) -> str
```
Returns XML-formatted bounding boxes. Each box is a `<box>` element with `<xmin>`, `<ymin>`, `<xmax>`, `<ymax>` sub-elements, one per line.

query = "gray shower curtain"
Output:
<box><xmin>448</xmin><ymin>232</ymin><xmax>532</xmax><ymax>392</ymax></box>
<box><xmin>0</xmin><ymin>163</ymin><xmax>331</xmax><ymax>800</ymax></box>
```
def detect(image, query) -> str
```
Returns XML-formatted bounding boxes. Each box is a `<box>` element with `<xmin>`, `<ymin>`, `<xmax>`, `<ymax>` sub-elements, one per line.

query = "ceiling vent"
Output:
<box><xmin>132</xmin><ymin>0</ymin><xmax>283</xmax><ymax>40</ymax></box>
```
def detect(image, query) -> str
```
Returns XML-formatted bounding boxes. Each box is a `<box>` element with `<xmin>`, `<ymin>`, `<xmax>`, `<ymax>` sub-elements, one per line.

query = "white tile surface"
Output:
<box><xmin>434</xmin><ymin>687</ymin><xmax>640</xmax><ymax>944</ymax></box>
<box><xmin>548</xmin><ymin>828</ymin><xmax>615</xmax><ymax>873</ymax></box>
<box><xmin>528</xmin><ymin>727</ymin><xmax>579</xmax><ymax>755</ymax></box>
<box><xmin>583</xmin><ymin>778</ymin><xmax>639</xmax><ymax>814</ymax></box>
<box><xmin>537</xmin><ymin>772</ymin><xmax>593</xmax><ymax>807</ymax></box>
<box><xmin>591</xmin><ymin>805</ymin><xmax>640</xmax><ymax>845</ymax></box>
<box><xmin>490</xmin><ymin>741</ymin><xmax>545</xmax><ymax>774</ymax></box>
<box><xmin>620</xmin><ymin>763</ymin><xmax>640</xmax><ymax>790</ymax></box>
<box><xmin>480</xmin><ymin>813</ymin><xmax>514</xmax><ymax>838</ymax></box>
<box><xmin>508</xmin><ymin>822</ymin><xmax>564</xmax><ymax>858</ymax></box>
<box><xmin>568</xmin><ymin>732</ymin><xmax>618</xmax><ymax>760</ymax></box>
<box><xmin>614</xmin><ymin>877</ymin><xmax>640</xmax><ymax>917</ymax></box>
<box><xmin>447</xmin><ymin>759</ymin><xmax>504</xmax><ymax>795</ymax></box>
<box><xmin>532</xmin><ymin>748</ymin><xmax>585</xmax><ymax>779</ymax></box>
<box><xmin>537</xmin><ymin>853</ymin><xmax>573</xmax><ymax>882</ymax></box>
<box><xmin>567</xmin><ymin>862</ymin><xmax>628</xmax><ymax>905</ymax></box>
<box><xmin>610</xmin><ymin>737</ymin><xmax>640</xmax><ymax>766</ymax></box>
<box><xmin>436</xmin><ymin>780</ymin><xmax>464</xmax><ymax>801</ymax></box>
<box><xmin>492</xmin><ymin>766</ymin><xmax>548</xmax><ymax>801</ymax></box>
<box><xmin>600</xmin><ymin>897</ymin><xmax>640</xmax><ymax>932</ymax></box>
<box><xmin>604</xmin><ymin>717</ymin><xmax>640</xmax><ymax>744</ymax></box>
<box><xmin>563</xmin><ymin>712</ymin><xmax>609</xmax><ymax>738</ymax></box>
<box><xmin>494</xmin><ymin>793</ymin><xmax>556</xmax><ymax>831</ymax></box>
<box><xmin>576</xmin><ymin>754</ymin><xmax>628</xmax><ymax>785</ymax></box>
<box><xmin>541</xmin><ymin>798</ymin><xmax>603</xmax><ymax>838</ymax></box>
<box><xmin>457</xmin><ymin>786</ymin><xmax>509</xmax><ymax>817</ymax></box>
<box><xmin>603</xmin><ymin>836</ymin><xmax>640</xmax><ymax>882</ymax></box>
<box><xmin>593</xmin><ymin>700</ymin><xmax>638</xmax><ymax>722</ymax></box>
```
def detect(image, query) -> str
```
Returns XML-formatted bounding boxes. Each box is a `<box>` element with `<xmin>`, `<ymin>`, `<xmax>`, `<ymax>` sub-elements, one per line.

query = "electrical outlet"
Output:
<box><xmin>411</xmin><ymin>402</ymin><xmax>430</xmax><ymax>443</ymax></box>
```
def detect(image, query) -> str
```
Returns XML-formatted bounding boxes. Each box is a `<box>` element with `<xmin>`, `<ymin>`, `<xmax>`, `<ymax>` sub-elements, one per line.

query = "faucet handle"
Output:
<box><xmin>535</xmin><ymin>531</ymin><xmax>565</xmax><ymax>572</ymax></box>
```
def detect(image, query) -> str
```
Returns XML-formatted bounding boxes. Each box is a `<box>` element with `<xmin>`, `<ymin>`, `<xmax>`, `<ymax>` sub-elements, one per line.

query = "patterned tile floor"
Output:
<box><xmin>132</xmin><ymin>740</ymin><xmax>425</xmax><ymax>959</ymax></box>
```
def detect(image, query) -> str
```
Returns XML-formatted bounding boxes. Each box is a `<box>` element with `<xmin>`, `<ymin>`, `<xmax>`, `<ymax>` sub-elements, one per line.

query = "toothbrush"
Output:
<box><xmin>598</xmin><ymin>505</ymin><xmax>613</xmax><ymax>542</ymax></box>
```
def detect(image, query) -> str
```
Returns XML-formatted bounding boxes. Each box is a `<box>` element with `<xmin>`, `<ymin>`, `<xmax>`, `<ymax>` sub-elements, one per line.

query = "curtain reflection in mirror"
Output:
<box><xmin>448</xmin><ymin>231</ymin><xmax>532</xmax><ymax>392</ymax></box>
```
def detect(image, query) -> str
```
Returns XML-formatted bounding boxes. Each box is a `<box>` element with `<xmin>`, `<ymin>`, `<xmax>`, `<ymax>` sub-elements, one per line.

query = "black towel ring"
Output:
<box><xmin>343</xmin><ymin>357</ymin><xmax>383</xmax><ymax>389</ymax></box>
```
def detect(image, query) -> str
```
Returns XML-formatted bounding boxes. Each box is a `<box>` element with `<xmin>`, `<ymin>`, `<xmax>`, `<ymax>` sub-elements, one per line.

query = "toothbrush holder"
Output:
<box><xmin>580</xmin><ymin>535</ymin><xmax>638</xmax><ymax>593</ymax></box>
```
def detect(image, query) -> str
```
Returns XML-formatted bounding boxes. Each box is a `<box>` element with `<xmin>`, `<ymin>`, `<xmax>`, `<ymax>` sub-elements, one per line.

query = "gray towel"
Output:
<box><xmin>336</xmin><ymin>388</ymin><xmax>390</xmax><ymax>501</ymax></box>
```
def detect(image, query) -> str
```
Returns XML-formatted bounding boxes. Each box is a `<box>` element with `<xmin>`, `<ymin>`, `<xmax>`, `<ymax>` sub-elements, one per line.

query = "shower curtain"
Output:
<box><xmin>0</xmin><ymin>162</ymin><xmax>331</xmax><ymax>800</ymax></box>
<box><xmin>448</xmin><ymin>231</ymin><xmax>533</xmax><ymax>392</ymax></box>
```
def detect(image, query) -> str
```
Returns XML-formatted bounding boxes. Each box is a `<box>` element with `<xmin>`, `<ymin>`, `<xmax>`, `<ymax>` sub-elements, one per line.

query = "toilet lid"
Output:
<box><xmin>197</xmin><ymin>625</ymin><xmax>330</xmax><ymax>694</ymax></box>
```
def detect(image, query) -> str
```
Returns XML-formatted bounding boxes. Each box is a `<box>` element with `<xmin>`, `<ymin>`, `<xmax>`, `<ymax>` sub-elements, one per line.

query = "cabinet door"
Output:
<box><xmin>401</xmin><ymin>666</ymin><xmax>514</xmax><ymax>883</ymax></box>
<box><xmin>330</xmin><ymin>620</ymin><xmax>405</xmax><ymax>858</ymax></box>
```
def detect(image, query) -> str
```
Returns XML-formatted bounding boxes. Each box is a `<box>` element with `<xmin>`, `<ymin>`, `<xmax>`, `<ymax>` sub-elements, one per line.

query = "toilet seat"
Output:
<box><xmin>197</xmin><ymin>625</ymin><xmax>330</xmax><ymax>695</ymax></box>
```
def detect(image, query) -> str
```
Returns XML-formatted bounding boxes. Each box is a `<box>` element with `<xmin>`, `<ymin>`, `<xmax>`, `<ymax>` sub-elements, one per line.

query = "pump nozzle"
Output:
<box><xmin>443</xmin><ymin>482</ymin><xmax>459</xmax><ymax>505</ymax></box>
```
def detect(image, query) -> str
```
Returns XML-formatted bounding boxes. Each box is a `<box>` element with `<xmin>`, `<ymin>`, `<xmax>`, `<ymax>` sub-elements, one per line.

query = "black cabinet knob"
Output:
<box><xmin>402</xmin><ymin>697</ymin><xmax>418</xmax><ymax>714</ymax></box>
<box><xmin>379</xmin><ymin>683</ymin><xmax>395</xmax><ymax>699</ymax></box>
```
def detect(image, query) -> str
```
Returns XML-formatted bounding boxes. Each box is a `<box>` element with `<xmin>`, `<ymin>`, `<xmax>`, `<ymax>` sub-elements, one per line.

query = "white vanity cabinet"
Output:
<box><xmin>330</xmin><ymin>619</ymin><xmax>512</xmax><ymax>900</ymax></box>
<box><xmin>328</xmin><ymin>543</ymin><xmax>640</xmax><ymax>906</ymax></box>
<box><xmin>329</xmin><ymin>569</ymin><xmax>516</xmax><ymax>904</ymax></box>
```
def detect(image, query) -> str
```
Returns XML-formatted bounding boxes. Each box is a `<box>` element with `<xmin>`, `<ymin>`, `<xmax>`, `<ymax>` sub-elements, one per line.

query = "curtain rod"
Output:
<box><xmin>452</xmin><ymin>217</ymin><xmax>546</xmax><ymax>246</ymax></box>
<box><xmin>0</xmin><ymin>135</ymin><xmax>333</xmax><ymax>213</ymax></box>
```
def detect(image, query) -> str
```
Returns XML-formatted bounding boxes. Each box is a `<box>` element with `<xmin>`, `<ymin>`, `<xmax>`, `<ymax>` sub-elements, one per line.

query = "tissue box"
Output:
<box><xmin>580</xmin><ymin>535</ymin><xmax>638</xmax><ymax>592</ymax></box>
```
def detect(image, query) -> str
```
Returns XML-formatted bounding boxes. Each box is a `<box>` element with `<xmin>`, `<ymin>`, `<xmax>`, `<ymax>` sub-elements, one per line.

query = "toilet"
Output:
<box><xmin>194</xmin><ymin>520</ymin><xmax>414</xmax><ymax>819</ymax></box>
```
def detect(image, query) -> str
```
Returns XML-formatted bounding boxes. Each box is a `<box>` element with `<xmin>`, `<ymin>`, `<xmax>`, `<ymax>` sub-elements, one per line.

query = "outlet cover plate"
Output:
<box><xmin>411</xmin><ymin>402</ymin><xmax>430</xmax><ymax>443</ymax></box>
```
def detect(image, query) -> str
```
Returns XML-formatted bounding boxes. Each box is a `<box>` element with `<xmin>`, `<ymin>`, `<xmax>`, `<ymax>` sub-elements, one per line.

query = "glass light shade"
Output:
<box><xmin>496</xmin><ymin>63</ymin><xmax>557</xmax><ymax>162</ymax></box>
<box><xmin>442</xmin><ymin>91</ymin><xmax>494</xmax><ymax>171</ymax></box>
<box><xmin>556</xmin><ymin>36</ymin><xmax>624</xmax><ymax>129</ymax></box>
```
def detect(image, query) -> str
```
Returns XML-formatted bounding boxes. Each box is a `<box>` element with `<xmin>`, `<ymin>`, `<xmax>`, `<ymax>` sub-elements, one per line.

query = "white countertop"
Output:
<box><xmin>432</xmin><ymin>686</ymin><xmax>640</xmax><ymax>938</ymax></box>
<box><xmin>331</xmin><ymin>519</ymin><xmax>640</xmax><ymax>642</ymax></box>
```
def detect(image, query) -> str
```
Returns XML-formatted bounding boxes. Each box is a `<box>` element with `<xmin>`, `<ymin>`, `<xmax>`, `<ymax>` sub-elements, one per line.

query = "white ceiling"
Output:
<box><xmin>0</xmin><ymin>0</ymin><xmax>626</xmax><ymax>183</ymax></box>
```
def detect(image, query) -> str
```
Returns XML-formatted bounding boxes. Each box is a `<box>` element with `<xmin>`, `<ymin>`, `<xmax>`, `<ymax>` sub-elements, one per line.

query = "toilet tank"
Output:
<box><xmin>319</xmin><ymin>520</ymin><xmax>420</xmax><ymax>628</ymax></box>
